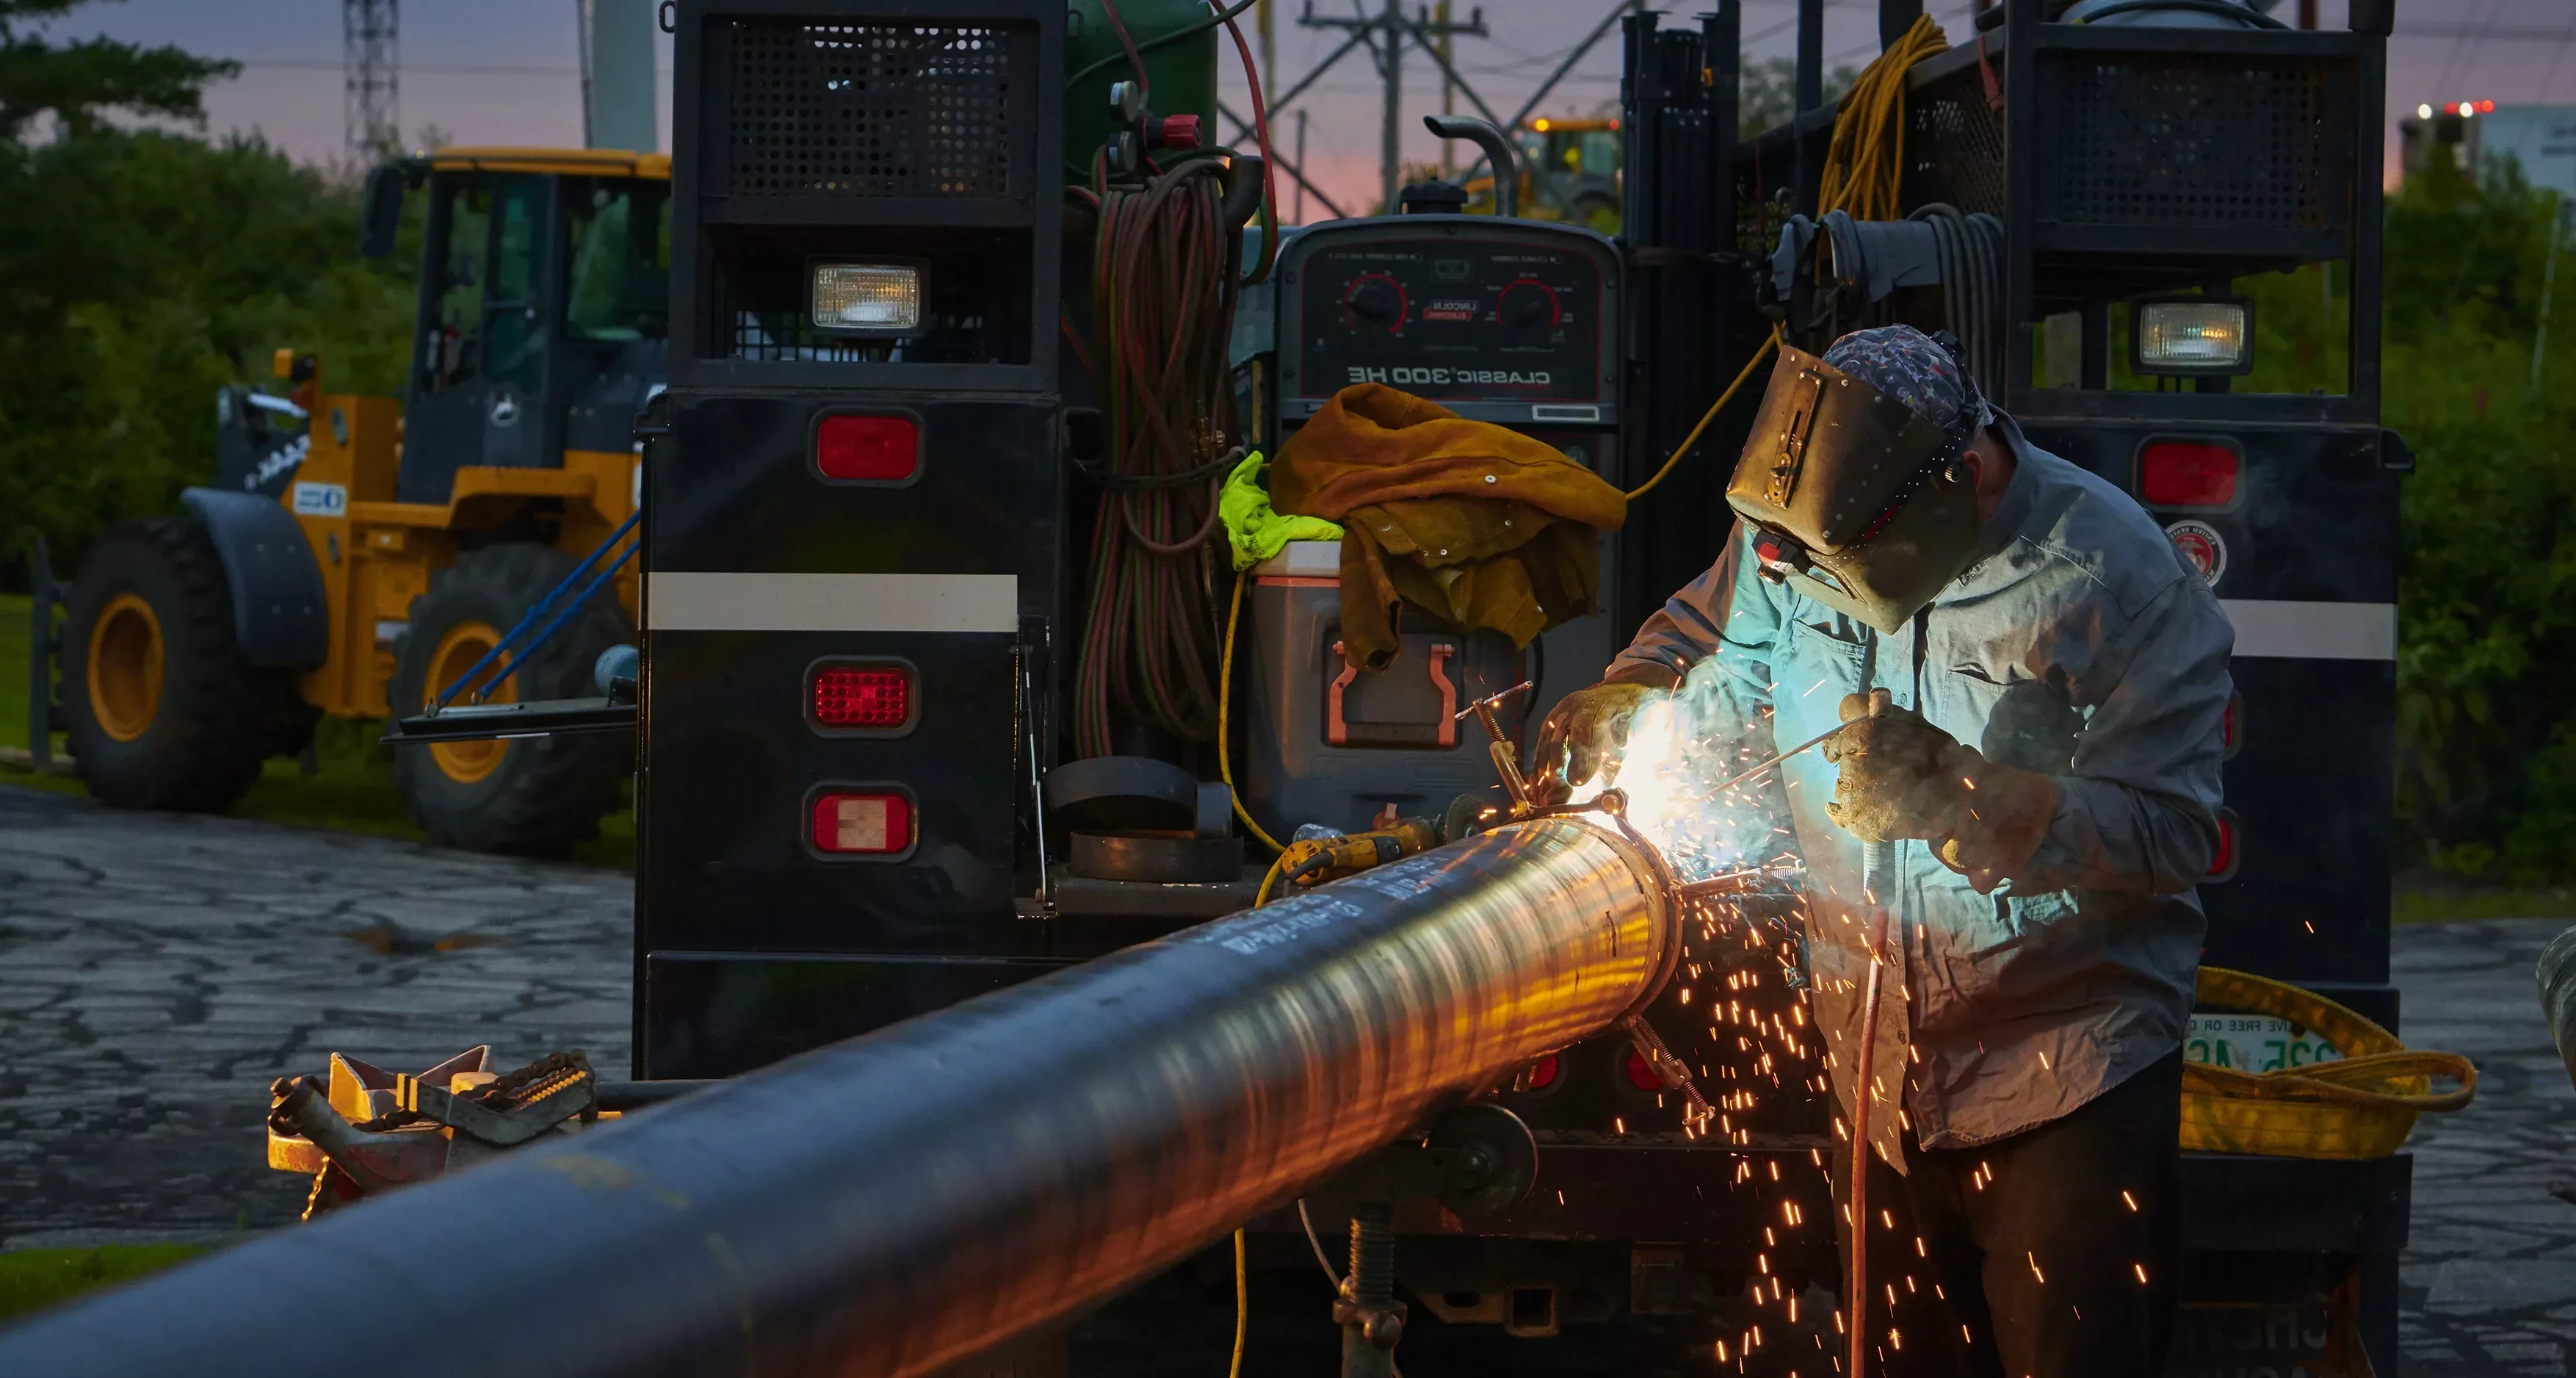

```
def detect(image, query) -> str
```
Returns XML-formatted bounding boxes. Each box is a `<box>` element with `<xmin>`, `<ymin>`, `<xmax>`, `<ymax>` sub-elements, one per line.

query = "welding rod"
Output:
<box><xmin>1706</xmin><ymin>720</ymin><xmax>1851</xmax><ymax>796</ymax></box>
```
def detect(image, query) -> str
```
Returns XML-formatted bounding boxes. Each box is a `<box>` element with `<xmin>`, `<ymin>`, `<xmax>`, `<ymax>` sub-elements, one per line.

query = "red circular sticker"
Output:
<box><xmin>2166</xmin><ymin>519</ymin><xmax>2226</xmax><ymax>586</ymax></box>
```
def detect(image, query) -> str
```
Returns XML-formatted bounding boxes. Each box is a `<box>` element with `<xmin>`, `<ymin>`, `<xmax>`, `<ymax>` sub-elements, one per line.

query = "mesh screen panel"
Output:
<box><xmin>2041</xmin><ymin>55</ymin><xmax>2342</xmax><ymax>231</ymax></box>
<box><xmin>1904</xmin><ymin>64</ymin><xmax>2007</xmax><ymax>218</ymax></box>
<box><xmin>727</xmin><ymin>20</ymin><xmax>1024</xmax><ymax>199</ymax></box>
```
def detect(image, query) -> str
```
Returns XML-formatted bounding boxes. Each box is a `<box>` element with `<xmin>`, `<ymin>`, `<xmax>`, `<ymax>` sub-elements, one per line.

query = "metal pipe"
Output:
<box><xmin>0</xmin><ymin>815</ymin><xmax>1677</xmax><ymax>1378</ymax></box>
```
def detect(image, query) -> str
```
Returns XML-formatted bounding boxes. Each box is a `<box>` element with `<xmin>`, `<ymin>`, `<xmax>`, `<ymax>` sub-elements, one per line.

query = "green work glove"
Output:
<box><xmin>1530</xmin><ymin>675</ymin><xmax>1671</xmax><ymax>804</ymax></box>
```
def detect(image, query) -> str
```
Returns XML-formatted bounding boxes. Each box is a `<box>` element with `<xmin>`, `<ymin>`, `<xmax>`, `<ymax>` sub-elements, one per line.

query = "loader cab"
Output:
<box><xmin>373</xmin><ymin>148</ymin><xmax>673</xmax><ymax>503</ymax></box>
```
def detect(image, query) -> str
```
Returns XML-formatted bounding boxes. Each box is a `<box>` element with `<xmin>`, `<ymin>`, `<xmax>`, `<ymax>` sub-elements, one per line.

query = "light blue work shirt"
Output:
<box><xmin>1609</xmin><ymin>414</ymin><xmax>2234</xmax><ymax>1159</ymax></box>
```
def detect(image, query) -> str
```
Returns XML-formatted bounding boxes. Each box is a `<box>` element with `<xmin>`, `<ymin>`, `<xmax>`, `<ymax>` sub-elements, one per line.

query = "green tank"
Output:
<box><xmin>1065</xmin><ymin>0</ymin><xmax>1219</xmax><ymax>171</ymax></box>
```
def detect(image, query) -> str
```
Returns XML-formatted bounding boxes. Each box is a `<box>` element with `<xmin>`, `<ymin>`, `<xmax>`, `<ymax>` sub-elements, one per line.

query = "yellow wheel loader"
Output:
<box><xmin>28</xmin><ymin>147</ymin><xmax>666</xmax><ymax>856</ymax></box>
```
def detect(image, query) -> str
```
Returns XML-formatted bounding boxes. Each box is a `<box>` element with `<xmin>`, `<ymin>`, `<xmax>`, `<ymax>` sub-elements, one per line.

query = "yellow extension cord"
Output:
<box><xmin>1818</xmin><ymin>13</ymin><xmax>1950</xmax><ymax>221</ymax></box>
<box><xmin>1624</xmin><ymin>325</ymin><xmax>1784</xmax><ymax>502</ymax></box>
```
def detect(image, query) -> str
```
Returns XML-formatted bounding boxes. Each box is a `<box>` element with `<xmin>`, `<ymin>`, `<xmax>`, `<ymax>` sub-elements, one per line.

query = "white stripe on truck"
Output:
<box><xmin>647</xmin><ymin>573</ymin><xmax>1019</xmax><ymax>633</ymax></box>
<box><xmin>2218</xmin><ymin>599</ymin><xmax>2396</xmax><ymax>661</ymax></box>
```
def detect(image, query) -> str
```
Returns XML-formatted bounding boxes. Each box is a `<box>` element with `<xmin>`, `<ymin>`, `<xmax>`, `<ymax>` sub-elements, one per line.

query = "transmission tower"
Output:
<box><xmin>345</xmin><ymin>0</ymin><xmax>399</xmax><ymax>159</ymax></box>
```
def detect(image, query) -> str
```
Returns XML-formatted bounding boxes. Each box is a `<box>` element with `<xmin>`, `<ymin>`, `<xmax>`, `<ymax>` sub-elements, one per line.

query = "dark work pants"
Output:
<box><xmin>1833</xmin><ymin>1051</ymin><xmax>2184</xmax><ymax>1378</ymax></box>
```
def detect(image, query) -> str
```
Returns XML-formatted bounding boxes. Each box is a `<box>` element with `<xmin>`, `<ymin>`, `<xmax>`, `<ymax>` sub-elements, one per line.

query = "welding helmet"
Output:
<box><xmin>1723</xmin><ymin>326</ymin><xmax>1988</xmax><ymax>634</ymax></box>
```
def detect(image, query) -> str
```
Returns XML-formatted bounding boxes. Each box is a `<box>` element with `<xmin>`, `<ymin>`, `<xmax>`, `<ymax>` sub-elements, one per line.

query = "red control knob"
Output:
<box><xmin>1155</xmin><ymin>114</ymin><xmax>1202</xmax><ymax>150</ymax></box>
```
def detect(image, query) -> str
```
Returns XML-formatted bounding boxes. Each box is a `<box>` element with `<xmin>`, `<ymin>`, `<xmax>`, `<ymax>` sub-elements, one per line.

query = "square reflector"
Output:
<box><xmin>2135</xmin><ymin>300</ymin><xmax>2252</xmax><ymax>375</ymax></box>
<box><xmin>816</xmin><ymin>414</ymin><xmax>919</xmax><ymax>483</ymax></box>
<box><xmin>811</xmin><ymin>262</ymin><xmax>922</xmax><ymax>332</ymax></box>
<box><xmin>812</xmin><ymin>792</ymin><xmax>913</xmax><ymax>855</ymax></box>
<box><xmin>814</xmin><ymin>665</ymin><xmax>911</xmax><ymax>729</ymax></box>
<box><xmin>2206</xmin><ymin>811</ymin><xmax>2237</xmax><ymax>881</ymax></box>
<box><xmin>2138</xmin><ymin>439</ymin><xmax>2239</xmax><ymax>508</ymax></box>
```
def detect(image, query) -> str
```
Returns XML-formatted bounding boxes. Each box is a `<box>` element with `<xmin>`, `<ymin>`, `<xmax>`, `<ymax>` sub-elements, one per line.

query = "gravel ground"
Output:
<box><xmin>1</xmin><ymin>783</ymin><xmax>2569</xmax><ymax>1372</ymax></box>
<box><xmin>0</xmin><ymin>783</ymin><xmax>629</xmax><ymax>1248</ymax></box>
<box><xmin>2390</xmin><ymin>917</ymin><xmax>2576</xmax><ymax>1377</ymax></box>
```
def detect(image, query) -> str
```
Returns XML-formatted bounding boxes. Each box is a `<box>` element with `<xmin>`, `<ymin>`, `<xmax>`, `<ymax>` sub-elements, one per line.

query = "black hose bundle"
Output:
<box><xmin>1073</xmin><ymin>155</ymin><xmax>1244</xmax><ymax>759</ymax></box>
<box><xmin>1910</xmin><ymin>203</ymin><xmax>2006</xmax><ymax>400</ymax></box>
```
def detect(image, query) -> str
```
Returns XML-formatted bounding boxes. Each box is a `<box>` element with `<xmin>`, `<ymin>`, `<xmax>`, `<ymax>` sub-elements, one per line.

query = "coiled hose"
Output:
<box><xmin>1074</xmin><ymin>155</ymin><xmax>1242</xmax><ymax>759</ymax></box>
<box><xmin>1909</xmin><ymin>203</ymin><xmax>2006</xmax><ymax>397</ymax></box>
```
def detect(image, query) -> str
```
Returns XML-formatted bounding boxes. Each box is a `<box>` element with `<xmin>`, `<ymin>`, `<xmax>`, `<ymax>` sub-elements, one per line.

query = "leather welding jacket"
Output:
<box><xmin>1607</xmin><ymin>414</ymin><xmax>2233</xmax><ymax>1164</ymax></box>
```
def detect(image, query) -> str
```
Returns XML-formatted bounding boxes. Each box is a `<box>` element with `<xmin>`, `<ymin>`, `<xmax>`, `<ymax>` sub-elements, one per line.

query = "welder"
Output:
<box><xmin>1534</xmin><ymin>325</ymin><xmax>2232</xmax><ymax>1378</ymax></box>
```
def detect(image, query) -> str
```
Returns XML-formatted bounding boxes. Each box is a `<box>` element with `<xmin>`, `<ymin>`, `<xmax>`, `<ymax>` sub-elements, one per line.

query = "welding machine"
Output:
<box><xmin>1231</xmin><ymin>126</ymin><xmax>1624</xmax><ymax>836</ymax></box>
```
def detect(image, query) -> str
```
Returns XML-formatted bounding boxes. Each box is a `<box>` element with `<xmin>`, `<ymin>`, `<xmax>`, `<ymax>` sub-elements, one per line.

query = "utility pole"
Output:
<box><xmin>1300</xmin><ymin>0</ymin><xmax>1485</xmax><ymax>213</ymax></box>
<box><xmin>344</xmin><ymin>0</ymin><xmax>399</xmax><ymax>160</ymax></box>
<box><xmin>1259</xmin><ymin>0</ymin><xmax>1278</xmax><ymax>118</ymax></box>
<box><xmin>1436</xmin><ymin>0</ymin><xmax>1455</xmax><ymax>177</ymax></box>
<box><xmin>1295</xmin><ymin>109</ymin><xmax>1310</xmax><ymax>221</ymax></box>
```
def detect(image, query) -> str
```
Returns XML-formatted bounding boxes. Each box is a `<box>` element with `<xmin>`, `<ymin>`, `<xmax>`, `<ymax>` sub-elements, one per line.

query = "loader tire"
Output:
<box><xmin>62</xmin><ymin>516</ymin><xmax>312</xmax><ymax>811</ymax></box>
<box><xmin>390</xmin><ymin>542</ymin><xmax>632</xmax><ymax>856</ymax></box>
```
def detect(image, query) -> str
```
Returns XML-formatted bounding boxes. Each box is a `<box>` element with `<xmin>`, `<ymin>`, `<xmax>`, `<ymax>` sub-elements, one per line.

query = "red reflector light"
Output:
<box><xmin>816</xmin><ymin>414</ymin><xmax>919</xmax><ymax>482</ymax></box>
<box><xmin>2138</xmin><ymin>440</ymin><xmax>2239</xmax><ymax>508</ymax></box>
<box><xmin>1522</xmin><ymin>1053</ymin><xmax>1561</xmax><ymax>1092</ymax></box>
<box><xmin>811</xmin><ymin>793</ymin><xmax>913</xmax><ymax>855</ymax></box>
<box><xmin>814</xmin><ymin>666</ymin><xmax>911</xmax><ymax>729</ymax></box>
<box><xmin>1622</xmin><ymin>1047</ymin><xmax>1664</xmax><ymax>1092</ymax></box>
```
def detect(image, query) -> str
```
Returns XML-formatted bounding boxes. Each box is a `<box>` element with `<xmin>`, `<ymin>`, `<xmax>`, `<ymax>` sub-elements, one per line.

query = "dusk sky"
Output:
<box><xmin>44</xmin><ymin>0</ymin><xmax>2576</xmax><ymax>213</ymax></box>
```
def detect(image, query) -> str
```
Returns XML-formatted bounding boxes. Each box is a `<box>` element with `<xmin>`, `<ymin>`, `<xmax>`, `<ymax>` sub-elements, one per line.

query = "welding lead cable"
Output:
<box><xmin>1075</xmin><ymin>154</ymin><xmax>1242</xmax><ymax>757</ymax></box>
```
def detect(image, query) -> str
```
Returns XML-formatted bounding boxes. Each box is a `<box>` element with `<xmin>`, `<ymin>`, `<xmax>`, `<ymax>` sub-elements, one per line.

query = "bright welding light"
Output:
<box><xmin>811</xmin><ymin>261</ymin><xmax>924</xmax><ymax>333</ymax></box>
<box><xmin>1569</xmin><ymin>657</ymin><xmax>1781</xmax><ymax>884</ymax></box>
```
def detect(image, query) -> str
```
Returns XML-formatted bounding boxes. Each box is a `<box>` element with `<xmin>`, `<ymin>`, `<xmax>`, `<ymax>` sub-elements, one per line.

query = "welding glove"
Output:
<box><xmin>1530</xmin><ymin>668</ymin><xmax>1676</xmax><ymax>804</ymax></box>
<box><xmin>1823</xmin><ymin>690</ymin><xmax>2059</xmax><ymax>894</ymax></box>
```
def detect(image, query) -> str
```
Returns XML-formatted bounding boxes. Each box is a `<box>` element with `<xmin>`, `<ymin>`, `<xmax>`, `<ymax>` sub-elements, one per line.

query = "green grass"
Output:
<box><xmin>0</xmin><ymin>591</ymin><xmax>633</xmax><ymax>869</ymax></box>
<box><xmin>0</xmin><ymin>1244</ymin><xmax>207</xmax><ymax>1323</ymax></box>
<box><xmin>2393</xmin><ymin>884</ymin><xmax>2576</xmax><ymax>925</ymax></box>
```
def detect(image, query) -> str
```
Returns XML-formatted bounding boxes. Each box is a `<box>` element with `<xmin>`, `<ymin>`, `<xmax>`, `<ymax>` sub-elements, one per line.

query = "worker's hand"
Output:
<box><xmin>1530</xmin><ymin>680</ymin><xmax>1665</xmax><ymax>804</ymax></box>
<box><xmin>1823</xmin><ymin>689</ymin><xmax>2061</xmax><ymax>893</ymax></box>
<box><xmin>1821</xmin><ymin>689</ymin><xmax>1971</xmax><ymax>844</ymax></box>
<box><xmin>1936</xmin><ymin>757</ymin><xmax>2058</xmax><ymax>895</ymax></box>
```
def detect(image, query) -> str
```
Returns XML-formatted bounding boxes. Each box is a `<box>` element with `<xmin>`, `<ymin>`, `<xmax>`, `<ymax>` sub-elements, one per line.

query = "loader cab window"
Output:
<box><xmin>481</xmin><ymin>176</ymin><xmax>548</xmax><ymax>400</ymax></box>
<box><xmin>425</xmin><ymin>178</ymin><xmax>491</xmax><ymax>392</ymax></box>
<box><xmin>563</xmin><ymin>178</ymin><xmax>672</xmax><ymax>342</ymax></box>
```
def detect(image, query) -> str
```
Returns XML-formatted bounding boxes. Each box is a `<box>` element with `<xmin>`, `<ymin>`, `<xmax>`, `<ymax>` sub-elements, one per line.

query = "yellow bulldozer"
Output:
<box><xmin>28</xmin><ymin>147</ymin><xmax>667</xmax><ymax>855</ymax></box>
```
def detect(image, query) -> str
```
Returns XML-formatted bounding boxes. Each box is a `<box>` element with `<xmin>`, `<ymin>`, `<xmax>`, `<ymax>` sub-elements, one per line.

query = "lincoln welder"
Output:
<box><xmin>341</xmin><ymin>0</ymin><xmax>2418</xmax><ymax>1372</ymax></box>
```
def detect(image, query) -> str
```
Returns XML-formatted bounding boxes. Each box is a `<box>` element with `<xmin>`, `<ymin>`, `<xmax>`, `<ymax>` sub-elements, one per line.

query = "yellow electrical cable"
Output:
<box><xmin>1818</xmin><ymin>13</ymin><xmax>1949</xmax><ymax>220</ymax></box>
<box><xmin>1624</xmin><ymin>325</ymin><xmax>1784</xmax><ymax>502</ymax></box>
<box><xmin>1218</xmin><ymin>572</ymin><xmax>1287</xmax><ymax>856</ymax></box>
<box><xmin>1228</xmin><ymin>1227</ymin><xmax>1249</xmax><ymax>1378</ymax></box>
<box><xmin>1253</xmin><ymin>853</ymin><xmax>1289</xmax><ymax>906</ymax></box>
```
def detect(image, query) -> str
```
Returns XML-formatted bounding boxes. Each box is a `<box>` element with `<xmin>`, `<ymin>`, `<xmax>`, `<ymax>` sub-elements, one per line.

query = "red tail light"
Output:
<box><xmin>2138</xmin><ymin>439</ymin><xmax>2239</xmax><ymax>508</ymax></box>
<box><xmin>811</xmin><ymin>792</ymin><xmax>913</xmax><ymax>855</ymax></box>
<box><xmin>816</xmin><ymin>414</ymin><xmax>919</xmax><ymax>483</ymax></box>
<box><xmin>1522</xmin><ymin>1053</ymin><xmax>1561</xmax><ymax>1093</ymax></box>
<box><xmin>813</xmin><ymin>665</ymin><xmax>912</xmax><ymax>729</ymax></box>
<box><xmin>1622</xmin><ymin>1047</ymin><xmax>1664</xmax><ymax>1092</ymax></box>
<box><xmin>2205</xmin><ymin>809</ymin><xmax>2238</xmax><ymax>881</ymax></box>
<box><xmin>2221</xmin><ymin>693</ymin><xmax>2242</xmax><ymax>760</ymax></box>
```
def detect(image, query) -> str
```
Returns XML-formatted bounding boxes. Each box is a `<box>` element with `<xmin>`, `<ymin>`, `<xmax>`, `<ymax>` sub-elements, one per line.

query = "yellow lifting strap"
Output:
<box><xmin>2180</xmin><ymin>965</ymin><xmax>2478</xmax><ymax>1160</ymax></box>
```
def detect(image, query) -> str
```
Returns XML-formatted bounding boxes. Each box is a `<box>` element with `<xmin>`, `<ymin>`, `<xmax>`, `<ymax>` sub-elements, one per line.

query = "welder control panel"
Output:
<box><xmin>1273</xmin><ymin>220</ymin><xmax>1621</xmax><ymax>428</ymax></box>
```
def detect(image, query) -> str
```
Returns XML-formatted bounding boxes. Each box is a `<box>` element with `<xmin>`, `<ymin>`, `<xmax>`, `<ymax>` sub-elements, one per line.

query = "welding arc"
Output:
<box><xmin>1074</xmin><ymin>153</ymin><xmax>1242</xmax><ymax>757</ymax></box>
